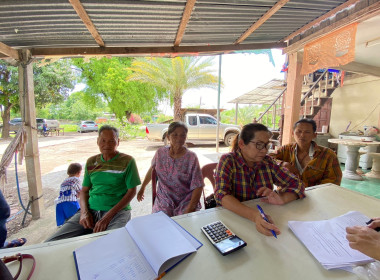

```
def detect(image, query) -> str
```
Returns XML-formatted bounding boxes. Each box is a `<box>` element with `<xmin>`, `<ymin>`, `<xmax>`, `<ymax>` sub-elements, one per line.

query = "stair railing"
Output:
<box><xmin>256</xmin><ymin>69</ymin><xmax>339</xmax><ymax>129</ymax></box>
<box><xmin>300</xmin><ymin>69</ymin><xmax>328</xmax><ymax>105</ymax></box>
<box><xmin>301</xmin><ymin>69</ymin><xmax>331</xmax><ymax>117</ymax></box>
<box><xmin>257</xmin><ymin>87</ymin><xmax>286</xmax><ymax>129</ymax></box>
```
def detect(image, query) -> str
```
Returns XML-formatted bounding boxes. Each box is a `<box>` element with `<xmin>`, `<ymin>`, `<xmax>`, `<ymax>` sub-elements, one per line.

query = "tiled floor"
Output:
<box><xmin>340</xmin><ymin>164</ymin><xmax>380</xmax><ymax>199</ymax></box>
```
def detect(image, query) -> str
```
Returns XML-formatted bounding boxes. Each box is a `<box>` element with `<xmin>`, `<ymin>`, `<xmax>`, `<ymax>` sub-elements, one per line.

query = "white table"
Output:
<box><xmin>1</xmin><ymin>184</ymin><xmax>379</xmax><ymax>280</ymax></box>
<box><xmin>328</xmin><ymin>138</ymin><xmax>380</xmax><ymax>180</ymax></box>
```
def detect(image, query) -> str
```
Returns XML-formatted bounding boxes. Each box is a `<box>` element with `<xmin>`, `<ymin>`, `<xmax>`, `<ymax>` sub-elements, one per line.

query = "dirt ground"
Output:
<box><xmin>0</xmin><ymin>132</ymin><xmax>229</xmax><ymax>245</ymax></box>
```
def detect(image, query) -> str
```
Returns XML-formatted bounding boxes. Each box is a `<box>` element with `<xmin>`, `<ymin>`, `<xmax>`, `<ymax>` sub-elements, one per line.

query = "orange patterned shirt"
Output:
<box><xmin>270</xmin><ymin>142</ymin><xmax>342</xmax><ymax>187</ymax></box>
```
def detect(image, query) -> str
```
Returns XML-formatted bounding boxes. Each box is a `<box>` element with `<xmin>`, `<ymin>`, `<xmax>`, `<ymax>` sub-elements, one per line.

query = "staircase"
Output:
<box><xmin>257</xmin><ymin>69</ymin><xmax>342</xmax><ymax>130</ymax></box>
<box><xmin>300</xmin><ymin>69</ymin><xmax>341</xmax><ymax>119</ymax></box>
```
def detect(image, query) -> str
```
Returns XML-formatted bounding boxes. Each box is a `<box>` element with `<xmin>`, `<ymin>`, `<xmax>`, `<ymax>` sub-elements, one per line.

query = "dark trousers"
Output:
<box><xmin>0</xmin><ymin>190</ymin><xmax>10</xmax><ymax>247</ymax></box>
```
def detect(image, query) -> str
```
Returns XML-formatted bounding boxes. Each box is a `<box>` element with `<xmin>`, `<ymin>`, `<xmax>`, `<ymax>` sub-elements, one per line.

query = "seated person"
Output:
<box><xmin>55</xmin><ymin>163</ymin><xmax>82</xmax><ymax>227</ymax></box>
<box><xmin>46</xmin><ymin>125</ymin><xmax>140</xmax><ymax>241</ymax></box>
<box><xmin>215</xmin><ymin>123</ymin><xmax>305</xmax><ymax>237</ymax></box>
<box><xmin>270</xmin><ymin>119</ymin><xmax>342</xmax><ymax>187</ymax></box>
<box><xmin>137</xmin><ymin>122</ymin><xmax>204</xmax><ymax>217</ymax></box>
<box><xmin>346</xmin><ymin>217</ymin><xmax>380</xmax><ymax>260</ymax></box>
<box><xmin>0</xmin><ymin>190</ymin><xmax>26</xmax><ymax>249</ymax></box>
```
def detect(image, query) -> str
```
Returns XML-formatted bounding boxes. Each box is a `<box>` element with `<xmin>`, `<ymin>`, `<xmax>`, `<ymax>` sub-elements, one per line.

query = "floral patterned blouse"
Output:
<box><xmin>152</xmin><ymin>146</ymin><xmax>204</xmax><ymax>216</ymax></box>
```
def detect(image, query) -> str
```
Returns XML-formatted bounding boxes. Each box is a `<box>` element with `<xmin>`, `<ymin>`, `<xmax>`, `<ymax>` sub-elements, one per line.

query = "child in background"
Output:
<box><xmin>56</xmin><ymin>163</ymin><xmax>82</xmax><ymax>226</ymax></box>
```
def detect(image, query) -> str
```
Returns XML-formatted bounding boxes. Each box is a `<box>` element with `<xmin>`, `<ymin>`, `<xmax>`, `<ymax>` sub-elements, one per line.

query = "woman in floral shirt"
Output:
<box><xmin>137</xmin><ymin>122</ymin><xmax>204</xmax><ymax>217</ymax></box>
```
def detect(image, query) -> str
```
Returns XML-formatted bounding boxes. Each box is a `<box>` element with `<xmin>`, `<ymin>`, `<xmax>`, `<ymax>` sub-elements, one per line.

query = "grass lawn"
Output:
<box><xmin>59</xmin><ymin>124</ymin><xmax>78</xmax><ymax>132</ymax></box>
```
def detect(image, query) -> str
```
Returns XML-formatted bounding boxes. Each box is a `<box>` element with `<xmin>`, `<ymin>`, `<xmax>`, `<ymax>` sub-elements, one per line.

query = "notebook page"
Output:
<box><xmin>126</xmin><ymin>212</ymin><xmax>198</xmax><ymax>275</ymax></box>
<box><xmin>74</xmin><ymin>227</ymin><xmax>156</xmax><ymax>280</ymax></box>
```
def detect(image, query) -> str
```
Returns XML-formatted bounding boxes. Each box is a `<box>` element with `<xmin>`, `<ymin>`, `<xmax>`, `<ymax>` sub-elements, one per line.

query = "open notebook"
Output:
<box><xmin>74</xmin><ymin>212</ymin><xmax>202</xmax><ymax>280</ymax></box>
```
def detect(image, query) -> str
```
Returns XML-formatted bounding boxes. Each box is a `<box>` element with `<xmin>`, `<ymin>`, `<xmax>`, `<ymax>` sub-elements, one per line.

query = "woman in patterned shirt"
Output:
<box><xmin>215</xmin><ymin>123</ymin><xmax>305</xmax><ymax>237</ymax></box>
<box><xmin>137</xmin><ymin>122</ymin><xmax>204</xmax><ymax>217</ymax></box>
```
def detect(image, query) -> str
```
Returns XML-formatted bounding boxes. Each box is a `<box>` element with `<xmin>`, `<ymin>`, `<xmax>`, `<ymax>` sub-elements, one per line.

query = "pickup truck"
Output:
<box><xmin>9</xmin><ymin>118</ymin><xmax>60</xmax><ymax>133</ymax></box>
<box><xmin>145</xmin><ymin>113</ymin><xmax>241</xmax><ymax>146</ymax></box>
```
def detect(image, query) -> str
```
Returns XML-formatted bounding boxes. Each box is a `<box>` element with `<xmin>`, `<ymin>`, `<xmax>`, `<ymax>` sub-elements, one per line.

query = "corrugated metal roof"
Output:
<box><xmin>0</xmin><ymin>0</ymin><xmax>369</xmax><ymax>59</ymax></box>
<box><xmin>228</xmin><ymin>78</ymin><xmax>286</xmax><ymax>104</ymax></box>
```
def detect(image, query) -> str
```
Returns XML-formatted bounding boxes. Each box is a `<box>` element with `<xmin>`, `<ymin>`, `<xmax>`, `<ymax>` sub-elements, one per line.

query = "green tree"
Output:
<box><xmin>41</xmin><ymin>91</ymin><xmax>106</xmax><ymax>121</ymax></box>
<box><xmin>72</xmin><ymin>57</ymin><xmax>162</xmax><ymax>121</ymax></box>
<box><xmin>0</xmin><ymin>60</ymin><xmax>76</xmax><ymax>138</ymax></box>
<box><xmin>127</xmin><ymin>57</ymin><xmax>219</xmax><ymax>121</ymax></box>
<box><xmin>0</xmin><ymin>63</ymin><xmax>19</xmax><ymax>136</ymax></box>
<box><xmin>221</xmin><ymin>105</ymin><xmax>281</xmax><ymax>128</ymax></box>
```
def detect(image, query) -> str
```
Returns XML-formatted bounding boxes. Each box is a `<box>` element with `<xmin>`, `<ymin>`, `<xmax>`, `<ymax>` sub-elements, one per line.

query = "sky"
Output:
<box><xmin>160</xmin><ymin>49</ymin><xmax>286</xmax><ymax>115</ymax></box>
<box><xmin>72</xmin><ymin>49</ymin><xmax>286</xmax><ymax>115</ymax></box>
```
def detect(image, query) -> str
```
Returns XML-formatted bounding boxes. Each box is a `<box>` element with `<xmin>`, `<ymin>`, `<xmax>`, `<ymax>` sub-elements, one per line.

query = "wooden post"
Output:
<box><xmin>282</xmin><ymin>51</ymin><xmax>303</xmax><ymax>145</ymax></box>
<box><xmin>18</xmin><ymin>50</ymin><xmax>45</xmax><ymax>220</ymax></box>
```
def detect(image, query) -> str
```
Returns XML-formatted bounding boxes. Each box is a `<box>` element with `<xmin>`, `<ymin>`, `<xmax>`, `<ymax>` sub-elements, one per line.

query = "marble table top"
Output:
<box><xmin>328</xmin><ymin>139</ymin><xmax>380</xmax><ymax>146</ymax></box>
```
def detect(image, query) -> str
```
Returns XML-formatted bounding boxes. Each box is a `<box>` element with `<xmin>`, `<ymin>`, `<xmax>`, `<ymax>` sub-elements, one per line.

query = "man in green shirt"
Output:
<box><xmin>46</xmin><ymin>125</ymin><xmax>140</xmax><ymax>241</ymax></box>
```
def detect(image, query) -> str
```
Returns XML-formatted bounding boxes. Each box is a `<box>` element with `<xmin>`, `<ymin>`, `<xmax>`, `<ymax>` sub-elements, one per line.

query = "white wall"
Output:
<box><xmin>330</xmin><ymin>75</ymin><xmax>380</xmax><ymax>138</ymax></box>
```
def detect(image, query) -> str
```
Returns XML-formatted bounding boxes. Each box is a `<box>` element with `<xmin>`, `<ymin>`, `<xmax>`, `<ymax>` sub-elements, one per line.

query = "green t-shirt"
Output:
<box><xmin>82</xmin><ymin>152</ymin><xmax>141</xmax><ymax>211</ymax></box>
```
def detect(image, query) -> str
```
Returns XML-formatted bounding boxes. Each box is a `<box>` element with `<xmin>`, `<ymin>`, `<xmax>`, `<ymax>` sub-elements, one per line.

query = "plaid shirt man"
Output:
<box><xmin>270</xmin><ymin>142</ymin><xmax>342</xmax><ymax>187</ymax></box>
<box><xmin>215</xmin><ymin>150</ymin><xmax>305</xmax><ymax>205</ymax></box>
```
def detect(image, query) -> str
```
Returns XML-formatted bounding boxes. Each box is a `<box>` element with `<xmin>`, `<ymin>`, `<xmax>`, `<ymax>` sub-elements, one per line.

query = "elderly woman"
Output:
<box><xmin>215</xmin><ymin>123</ymin><xmax>306</xmax><ymax>237</ymax></box>
<box><xmin>137</xmin><ymin>122</ymin><xmax>204</xmax><ymax>217</ymax></box>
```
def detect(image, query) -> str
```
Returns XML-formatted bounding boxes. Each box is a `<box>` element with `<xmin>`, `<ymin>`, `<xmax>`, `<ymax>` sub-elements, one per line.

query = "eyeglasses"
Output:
<box><xmin>249</xmin><ymin>141</ymin><xmax>271</xmax><ymax>150</ymax></box>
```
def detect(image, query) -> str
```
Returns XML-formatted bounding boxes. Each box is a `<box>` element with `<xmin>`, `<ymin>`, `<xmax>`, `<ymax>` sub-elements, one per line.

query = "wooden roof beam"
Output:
<box><xmin>283</xmin><ymin>0</ymin><xmax>362</xmax><ymax>42</ymax></box>
<box><xmin>284</xmin><ymin>1</ymin><xmax>380</xmax><ymax>54</ymax></box>
<box><xmin>31</xmin><ymin>42</ymin><xmax>286</xmax><ymax>58</ymax></box>
<box><xmin>69</xmin><ymin>0</ymin><xmax>105</xmax><ymax>47</ymax></box>
<box><xmin>174</xmin><ymin>0</ymin><xmax>197</xmax><ymax>47</ymax></box>
<box><xmin>235</xmin><ymin>0</ymin><xmax>290</xmax><ymax>45</ymax></box>
<box><xmin>338</xmin><ymin>62</ymin><xmax>380</xmax><ymax>77</ymax></box>
<box><xmin>0</xmin><ymin>41</ymin><xmax>19</xmax><ymax>60</ymax></box>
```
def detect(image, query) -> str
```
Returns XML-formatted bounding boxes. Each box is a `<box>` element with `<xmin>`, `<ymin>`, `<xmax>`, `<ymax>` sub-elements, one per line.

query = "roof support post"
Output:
<box><xmin>282</xmin><ymin>52</ymin><xmax>303</xmax><ymax>145</ymax></box>
<box><xmin>18</xmin><ymin>49</ymin><xmax>45</xmax><ymax>220</ymax></box>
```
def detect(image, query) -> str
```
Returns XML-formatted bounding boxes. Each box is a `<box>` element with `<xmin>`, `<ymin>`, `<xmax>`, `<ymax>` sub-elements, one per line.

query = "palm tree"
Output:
<box><xmin>127</xmin><ymin>56</ymin><xmax>219</xmax><ymax>121</ymax></box>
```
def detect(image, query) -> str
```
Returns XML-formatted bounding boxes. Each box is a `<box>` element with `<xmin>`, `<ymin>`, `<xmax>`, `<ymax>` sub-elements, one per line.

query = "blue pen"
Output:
<box><xmin>257</xmin><ymin>205</ymin><xmax>277</xmax><ymax>238</ymax></box>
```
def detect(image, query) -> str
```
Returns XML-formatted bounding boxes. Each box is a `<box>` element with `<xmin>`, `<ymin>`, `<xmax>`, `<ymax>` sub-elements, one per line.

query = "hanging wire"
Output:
<box><xmin>15</xmin><ymin>151</ymin><xmax>31</xmax><ymax>215</ymax></box>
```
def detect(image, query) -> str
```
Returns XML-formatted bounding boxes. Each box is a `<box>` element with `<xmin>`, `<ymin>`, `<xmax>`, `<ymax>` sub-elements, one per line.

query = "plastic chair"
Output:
<box><xmin>152</xmin><ymin>167</ymin><xmax>157</xmax><ymax>207</ymax></box>
<box><xmin>201</xmin><ymin>163</ymin><xmax>217</xmax><ymax>207</ymax></box>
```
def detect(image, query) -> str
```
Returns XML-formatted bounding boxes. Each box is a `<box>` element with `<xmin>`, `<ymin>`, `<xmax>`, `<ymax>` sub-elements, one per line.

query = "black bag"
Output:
<box><xmin>204</xmin><ymin>194</ymin><xmax>217</xmax><ymax>209</ymax></box>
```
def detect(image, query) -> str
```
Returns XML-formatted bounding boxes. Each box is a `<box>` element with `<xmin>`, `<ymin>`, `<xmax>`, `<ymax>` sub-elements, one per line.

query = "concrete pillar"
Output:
<box><xmin>282</xmin><ymin>52</ymin><xmax>303</xmax><ymax>145</ymax></box>
<box><xmin>18</xmin><ymin>50</ymin><xmax>44</xmax><ymax>220</ymax></box>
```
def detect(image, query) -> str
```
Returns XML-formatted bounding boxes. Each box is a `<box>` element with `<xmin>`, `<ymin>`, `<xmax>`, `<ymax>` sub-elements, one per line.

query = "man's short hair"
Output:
<box><xmin>294</xmin><ymin>119</ymin><xmax>317</xmax><ymax>132</ymax></box>
<box><xmin>67</xmin><ymin>163</ymin><xmax>82</xmax><ymax>176</ymax></box>
<box><xmin>98</xmin><ymin>125</ymin><xmax>119</xmax><ymax>138</ymax></box>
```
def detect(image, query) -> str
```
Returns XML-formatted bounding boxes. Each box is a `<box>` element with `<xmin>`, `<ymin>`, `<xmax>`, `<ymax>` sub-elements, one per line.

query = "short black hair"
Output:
<box><xmin>67</xmin><ymin>163</ymin><xmax>82</xmax><ymax>176</ymax></box>
<box><xmin>98</xmin><ymin>125</ymin><xmax>119</xmax><ymax>138</ymax></box>
<box><xmin>294</xmin><ymin>118</ymin><xmax>317</xmax><ymax>132</ymax></box>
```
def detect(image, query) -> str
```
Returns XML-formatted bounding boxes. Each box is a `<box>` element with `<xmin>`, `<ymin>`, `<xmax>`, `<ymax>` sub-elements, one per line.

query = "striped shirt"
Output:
<box><xmin>57</xmin><ymin>177</ymin><xmax>81</xmax><ymax>203</ymax></box>
<box><xmin>83</xmin><ymin>152</ymin><xmax>141</xmax><ymax>211</ymax></box>
<box><xmin>270</xmin><ymin>142</ymin><xmax>342</xmax><ymax>187</ymax></box>
<box><xmin>215</xmin><ymin>150</ymin><xmax>305</xmax><ymax>205</ymax></box>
